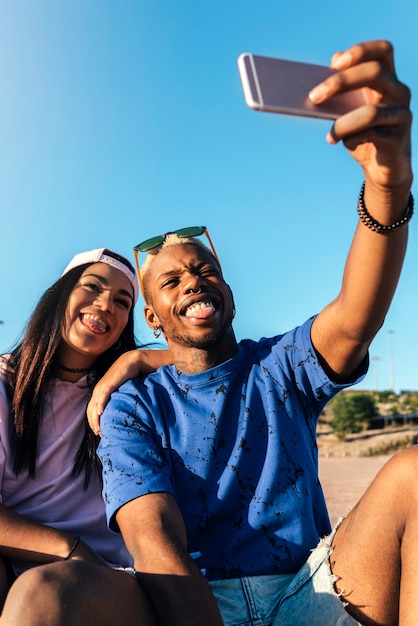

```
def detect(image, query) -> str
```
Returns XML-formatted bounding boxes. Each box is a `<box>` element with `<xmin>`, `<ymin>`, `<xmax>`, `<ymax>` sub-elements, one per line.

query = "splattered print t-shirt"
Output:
<box><xmin>99</xmin><ymin>317</ymin><xmax>367</xmax><ymax>580</ymax></box>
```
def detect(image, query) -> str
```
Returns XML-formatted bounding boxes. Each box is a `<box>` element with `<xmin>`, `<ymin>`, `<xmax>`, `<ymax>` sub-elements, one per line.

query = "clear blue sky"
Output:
<box><xmin>1</xmin><ymin>0</ymin><xmax>417</xmax><ymax>393</ymax></box>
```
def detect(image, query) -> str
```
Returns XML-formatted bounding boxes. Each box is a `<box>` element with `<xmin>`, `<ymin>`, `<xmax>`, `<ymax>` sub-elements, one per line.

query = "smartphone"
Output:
<box><xmin>238</xmin><ymin>53</ymin><xmax>370</xmax><ymax>120</ymax></box>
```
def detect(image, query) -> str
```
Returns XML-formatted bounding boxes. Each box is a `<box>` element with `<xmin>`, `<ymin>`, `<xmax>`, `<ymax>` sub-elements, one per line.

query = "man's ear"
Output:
<box><xmin>226</xmin><ymin>284</ymin><xmax>236</xmax><ymax>317</ymax></box>
<box><xmin>144</xmin><ymin>304</ymin><xmax>160</xmax><ymax>330</ymax></box>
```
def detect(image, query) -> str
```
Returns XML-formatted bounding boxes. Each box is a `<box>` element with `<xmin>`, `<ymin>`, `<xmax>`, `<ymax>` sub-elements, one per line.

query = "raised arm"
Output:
<box><xmin>310</xmin><ymin>40</ymin><xmax>413</xmax><ymax>379</ymax></box>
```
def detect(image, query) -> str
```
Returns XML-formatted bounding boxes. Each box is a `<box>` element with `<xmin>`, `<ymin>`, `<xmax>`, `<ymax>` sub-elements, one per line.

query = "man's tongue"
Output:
<box><xmin>186</xmin><ymin>302</ymin><xmax>216</xmax><ymax>319</ymax></box>
<box><xmin>82</xmin><ymin>316</ymin><xmax>107</xmax><ymax>334</ymax></box>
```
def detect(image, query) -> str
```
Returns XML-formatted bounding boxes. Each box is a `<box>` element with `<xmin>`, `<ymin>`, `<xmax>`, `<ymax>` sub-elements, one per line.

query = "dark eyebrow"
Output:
<box><xmin>158</xmin><ymin>269</ymin><xmax>181</xmax><ymax>280</ymax></box>
<box><xmin>83</xmin><ymin>272</ymin><xmax>134</xmax><ymax>302</ymax></box>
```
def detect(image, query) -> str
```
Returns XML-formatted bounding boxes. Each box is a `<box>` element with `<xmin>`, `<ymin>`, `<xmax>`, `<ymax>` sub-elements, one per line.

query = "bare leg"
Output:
<box><xmin>330</xmin><ymin>445</ymin><xmax>418</xmax><ymax>625</ymax></box>
<box><xmin>0</xmin><ymin>561</ymin><xmax>157</xmax><ymax>626</ymax></box>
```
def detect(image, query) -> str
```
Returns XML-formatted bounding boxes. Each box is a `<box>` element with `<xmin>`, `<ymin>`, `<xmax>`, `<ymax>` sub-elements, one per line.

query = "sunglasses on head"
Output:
<box><xmin>133</xmin><ymin>226</ymin><xmax>221</xmax><ymax>297</ymax></box>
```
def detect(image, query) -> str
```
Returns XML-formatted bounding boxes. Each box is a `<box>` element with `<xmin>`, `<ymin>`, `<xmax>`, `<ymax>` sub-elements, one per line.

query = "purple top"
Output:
<box><xmin>0</xmin><ymin>358</ymin><xmax>132</xmax><ymax>575</ymax></box>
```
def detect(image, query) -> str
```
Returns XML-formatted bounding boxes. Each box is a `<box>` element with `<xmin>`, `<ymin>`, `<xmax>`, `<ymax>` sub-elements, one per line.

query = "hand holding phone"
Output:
<box><xmin>238</xmin><ymin>54</ymin><xmax>370</xmax><ymax>120</ymax></box>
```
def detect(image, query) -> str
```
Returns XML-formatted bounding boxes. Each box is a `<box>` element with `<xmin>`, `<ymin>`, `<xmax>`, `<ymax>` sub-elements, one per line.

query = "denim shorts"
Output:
<box><xmin>208</xmin><ymin>526</ymin><xmax>363</xmax><ymax>626</ymax></box>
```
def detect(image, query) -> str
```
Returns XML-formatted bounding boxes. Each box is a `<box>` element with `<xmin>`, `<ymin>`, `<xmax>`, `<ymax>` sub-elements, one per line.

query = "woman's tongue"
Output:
<box><xmin>185</xmin><ymin>302</ymin><xmax>216</xmax><ymax>319</ymax></box>
<box><xmin>82</xmin><ymin>315</ymin><xmax>107</xmax><ymax>334</ymax></box>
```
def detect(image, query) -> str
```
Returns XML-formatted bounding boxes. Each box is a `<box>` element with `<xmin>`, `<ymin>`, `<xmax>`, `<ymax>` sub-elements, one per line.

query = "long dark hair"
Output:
<box><xmin>4</xmin><ymin>249</ymin><xmax>138</xmax><ymax>486</ymax></box>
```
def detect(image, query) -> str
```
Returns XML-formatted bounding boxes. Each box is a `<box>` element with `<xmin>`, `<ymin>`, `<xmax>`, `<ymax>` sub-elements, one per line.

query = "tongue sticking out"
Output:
<box><xmin>185</xmin><ymin>302</ymin><xmax>216</xmax><ymax>319</ymax></box>
<box><xmin>83</xmin><ymin>316</ymin><xmax>107</xmax><ymax>334</ymax></box>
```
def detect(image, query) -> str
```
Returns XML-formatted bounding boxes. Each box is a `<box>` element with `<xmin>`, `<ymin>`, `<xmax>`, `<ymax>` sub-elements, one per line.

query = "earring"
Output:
<box><xmin>153</xmin><ymin>327</ymin><xmax>162</xmax><ymax>339</ymax></box>
<box><xmin>112</xmin><ymin>340</ymin><xmax>122</xmax><ymax>350</ymax></box>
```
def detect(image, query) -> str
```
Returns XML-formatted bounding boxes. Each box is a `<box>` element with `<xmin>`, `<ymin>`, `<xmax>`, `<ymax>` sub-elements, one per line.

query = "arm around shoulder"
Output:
<box><xmin>87</xmin><ymin>349</ymin><xmax>172</xmax><ymax>434</ymax></box>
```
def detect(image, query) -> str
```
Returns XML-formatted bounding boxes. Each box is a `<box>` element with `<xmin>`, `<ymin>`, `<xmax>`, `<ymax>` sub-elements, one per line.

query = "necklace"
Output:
<box><xmin>56</xmin><ymin>363</ymin><xmax>93</xmax><ymax>374</ymax></box>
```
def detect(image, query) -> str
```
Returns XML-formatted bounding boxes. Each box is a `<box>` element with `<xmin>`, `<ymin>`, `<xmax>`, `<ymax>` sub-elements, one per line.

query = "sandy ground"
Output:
<box><xmin>319</xmin><ymin>455</ymin><xmax>391</xmax><ymax>526</ymax></box>
<box><xmin>317</xmin><ymin>425</ymin><xmax>418</xmax><ymax>525</ymax></box>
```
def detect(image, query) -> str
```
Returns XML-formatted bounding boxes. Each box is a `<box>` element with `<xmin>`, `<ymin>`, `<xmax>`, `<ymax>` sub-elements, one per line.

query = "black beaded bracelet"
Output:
<box><xmin>65</xmin><ymin>536</ymin><xmax>80</xmax><ymax>560</ymax></box>
<box><xmin>357</xmin><ymin>182</ymin><xmax>414</xmax><ymax>233</ymax></box>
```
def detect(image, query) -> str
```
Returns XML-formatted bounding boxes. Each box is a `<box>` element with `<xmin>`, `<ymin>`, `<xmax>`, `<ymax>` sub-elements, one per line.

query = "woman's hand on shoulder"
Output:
<box><xmin>87</xmin><ymin>349</ymin><xmax>172</xmax><ymax>435</ymax></box>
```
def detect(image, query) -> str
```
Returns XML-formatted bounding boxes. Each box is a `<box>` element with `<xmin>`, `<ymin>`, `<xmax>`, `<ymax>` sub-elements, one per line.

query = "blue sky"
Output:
<box><xmin>1</xmin><ymin>0</ymin><xmax>417</xmax><ymax>393</ymax></box>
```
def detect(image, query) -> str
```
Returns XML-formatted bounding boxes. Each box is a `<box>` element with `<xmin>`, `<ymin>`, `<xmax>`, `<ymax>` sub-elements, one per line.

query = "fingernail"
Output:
<box><xmin>332</xmin><ymin>51</ymin><xmax>352</xmax><ymax>69</ymax></box>
<box><xmin>326</xmin><ymin>127</ymin><xmax>338</xmax><ymax>145</ymax></box>
<box><xmin>308</xmin><ymin>84</ymin><xmax>329</xmax><ymax>103</ymax></box>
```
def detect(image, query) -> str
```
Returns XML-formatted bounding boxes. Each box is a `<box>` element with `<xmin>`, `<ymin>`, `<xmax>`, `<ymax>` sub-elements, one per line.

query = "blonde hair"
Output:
<box><xmin>141</xmin><ymin>234</ymin><xmax>216</xmax><ymax>301</ymax></box>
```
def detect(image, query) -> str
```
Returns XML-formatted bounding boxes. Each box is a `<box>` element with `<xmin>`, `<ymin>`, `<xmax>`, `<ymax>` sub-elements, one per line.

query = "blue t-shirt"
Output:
<box><xmin>98</xmin><ymin>318</ymin><xmax>367</xmax><ymax>580</ymax></box>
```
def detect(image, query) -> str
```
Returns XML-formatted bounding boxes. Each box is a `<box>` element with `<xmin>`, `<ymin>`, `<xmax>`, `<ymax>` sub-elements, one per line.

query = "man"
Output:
<box><xmin>98</xmin><ymin>40</ymin><xmax>414</xmax><ymax>625</ymax></box>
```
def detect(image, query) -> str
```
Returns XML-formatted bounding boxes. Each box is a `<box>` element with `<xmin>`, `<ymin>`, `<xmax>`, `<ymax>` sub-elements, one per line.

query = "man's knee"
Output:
<box><xmin>382</xmin><ymin>445</ymin><xmax>418</xmax><ymax>490</ymax></box>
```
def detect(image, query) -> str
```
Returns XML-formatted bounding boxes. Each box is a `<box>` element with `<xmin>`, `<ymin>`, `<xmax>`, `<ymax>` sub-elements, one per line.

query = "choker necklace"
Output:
<box><xmin>56</xmin><ymin>363</ymin><xmax>93</xmax><ymax>374</ymax></box>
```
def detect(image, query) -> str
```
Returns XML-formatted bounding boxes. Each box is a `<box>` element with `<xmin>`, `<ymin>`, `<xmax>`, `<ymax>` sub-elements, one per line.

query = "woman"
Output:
<box><xmin>0</xmin><ymin>248</ymin><xmax>169</xmax><ymax>625</ymax></box>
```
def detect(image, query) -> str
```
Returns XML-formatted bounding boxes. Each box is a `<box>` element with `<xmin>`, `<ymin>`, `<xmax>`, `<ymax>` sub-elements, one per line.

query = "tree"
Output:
<box><xmin>330</xmin><ymin>392</ymin><xmax>378</xmax><ymax>440</ymax></box>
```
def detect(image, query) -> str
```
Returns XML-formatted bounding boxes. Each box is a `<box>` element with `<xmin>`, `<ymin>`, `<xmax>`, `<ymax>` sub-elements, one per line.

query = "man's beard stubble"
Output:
<box><xmin>162</xmin><ymin>313</ymin><xmax>235</xmax><ymax>351</ymax></box>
